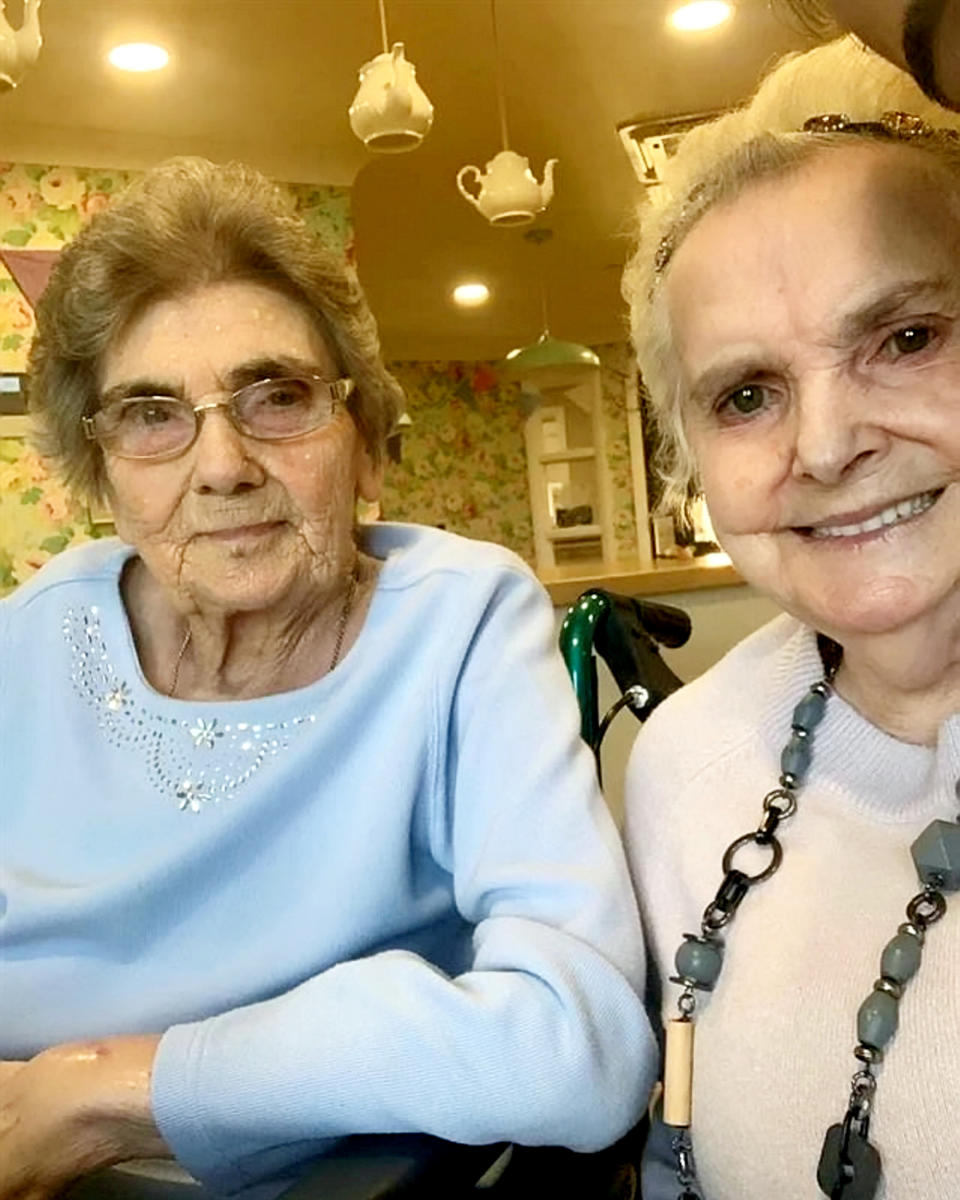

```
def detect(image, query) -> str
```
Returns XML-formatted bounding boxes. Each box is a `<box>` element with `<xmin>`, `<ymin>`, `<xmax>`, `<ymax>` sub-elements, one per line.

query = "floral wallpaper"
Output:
<box><xmin>287</xmin><ymin>182</ymin><xmax>352</xmax><ymax>257</ymax></box>
<box><xmin>596</xmin><ymin>342</ymin><xmax>640</xmax><ymax>562</ymax></box>
<box><xmin>0</xmin><ymin>435</ymin><xmax>104</xmax><ymax>595</ymax></box>
<box><xmin>382</xmin><ymin>360</ymin><xmax>535</xmax><ymax>562</ymax></box>
<box><xmin>383</xmin><ymin>350</ymin><xmax>640</xmax><ymax>565</ymax></box>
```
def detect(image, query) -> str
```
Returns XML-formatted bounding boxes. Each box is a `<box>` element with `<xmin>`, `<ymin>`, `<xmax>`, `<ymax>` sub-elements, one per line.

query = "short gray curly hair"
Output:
<box><xmin>623</xmin><ymin>38</ymin><xmax>960</xmax><ymax>516</ymax></box>
<box><xmin>27</xmin><ymin>157</ymin><xmax>404</xmax><ymax>501</ymax></box>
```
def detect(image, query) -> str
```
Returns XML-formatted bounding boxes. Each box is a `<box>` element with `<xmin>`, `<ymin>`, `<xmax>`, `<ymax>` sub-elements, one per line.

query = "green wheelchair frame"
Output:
<box><xmin>559</xmin><ymin>588</ymin><xmax>690</xmax><ymax>782</ymax></box>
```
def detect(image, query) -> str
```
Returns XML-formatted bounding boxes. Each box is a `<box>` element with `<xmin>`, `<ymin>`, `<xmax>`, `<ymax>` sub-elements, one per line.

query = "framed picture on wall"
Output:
<box><xmin>0</xmin><ymin>373</ymin><xmax>27</xmax><ymax>435</ymax></box>
<box><xmin>0</xmin><ymin>374</ymin><xmax>113</xmax><ymax>526</ymax></box>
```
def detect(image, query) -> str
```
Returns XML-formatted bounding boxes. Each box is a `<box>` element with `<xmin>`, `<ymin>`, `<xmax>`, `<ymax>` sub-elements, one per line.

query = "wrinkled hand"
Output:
<box><xmin>0</xmin><ymin>1037</ymin><xmax>166</xmax><ymax>1200</ymax></box>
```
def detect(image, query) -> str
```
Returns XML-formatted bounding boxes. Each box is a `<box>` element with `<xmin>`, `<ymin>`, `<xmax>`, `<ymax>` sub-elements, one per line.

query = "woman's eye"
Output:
<box><xmin>266</xmin><ymin>389</ymin><xmax>296</xmax><ymax>408</ymax></box>
<box><xmin>719</xmin><ymin>384</ymin><xmax>767</xmax><ymax>418</ymax></box>
<box><xmin>881</xmin><ymin>324</ymin><xmax>934</xmax><ymax>359</ymax></box>
<box><xmin>141</xmin><ymin>404</ymin><xmax>173</xmax><ymax>425</ymax></box>
<box><xmin>263</xmin><ymin>381</ymin><xmax>310</xmax><ymax>408</ymax></box>
<box><xmin>122</xmin><ymin>402</ymin><xmax>174</xmax><ymax>427</ymax></box>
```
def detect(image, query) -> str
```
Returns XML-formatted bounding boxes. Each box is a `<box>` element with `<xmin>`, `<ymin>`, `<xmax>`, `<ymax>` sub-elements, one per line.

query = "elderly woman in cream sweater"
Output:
<box><xmin>623</xmin><ymin>39</ymin><xmax>960</xmax><ymax>1200</ymax></box>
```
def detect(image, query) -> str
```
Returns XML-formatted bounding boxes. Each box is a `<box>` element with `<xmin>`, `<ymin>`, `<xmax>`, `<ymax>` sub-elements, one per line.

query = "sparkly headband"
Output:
<box><xmin>652</xmin><ymin>110</ymin><xmax>960</xmax><ymax>277</ymax></box>
<box><xmin>801</xmin><ymin>109</ymin><xmax>960</xmax><ymax>140</ymax></box>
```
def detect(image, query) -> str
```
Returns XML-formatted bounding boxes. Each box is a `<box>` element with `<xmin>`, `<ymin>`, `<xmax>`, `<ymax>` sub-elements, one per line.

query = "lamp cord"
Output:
<box><xmin>378</xmin><ymin>0</ymin><xmax>389</xmax><ymax>55</ymax></box>
<box><xmin>490</xmin><ymin>0</ymin><xmax>511</xmax><ymax>151</ymax></box>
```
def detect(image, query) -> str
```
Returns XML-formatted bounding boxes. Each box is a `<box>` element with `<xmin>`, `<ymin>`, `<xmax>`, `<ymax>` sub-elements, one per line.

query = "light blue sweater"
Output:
<box><xmin>0</xmin><ymin>524</ymin><xmax>655</xmax><ymax>1196</ymax></box>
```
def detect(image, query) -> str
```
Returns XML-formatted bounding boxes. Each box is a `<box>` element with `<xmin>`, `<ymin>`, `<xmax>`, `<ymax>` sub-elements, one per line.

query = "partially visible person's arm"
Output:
<box><xmin>2</xmin><ymin>592</ymin><xmax>167</xmax><ymax>1196</ymax></box>
<box><xmin>0</xmin><ymin>1037</ymin><xmax>167</xmax><ymax>1200</ymax></box>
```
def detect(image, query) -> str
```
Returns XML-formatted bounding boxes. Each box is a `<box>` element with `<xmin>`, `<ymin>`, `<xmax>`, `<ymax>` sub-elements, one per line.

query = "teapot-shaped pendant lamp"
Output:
<box><xmin>0</xmin><ymin>0</ymin><xmax>42</xmax><ymax>92</ymax></box>
<box><xmin>457</xmin><ymin>0</ymin><xmax>557</xmax><ymax>227</ymax></box>
<box><xmin>349</xmin><ymin>0</ymin><xmax>433</xmax><ymax>152</ymax></box>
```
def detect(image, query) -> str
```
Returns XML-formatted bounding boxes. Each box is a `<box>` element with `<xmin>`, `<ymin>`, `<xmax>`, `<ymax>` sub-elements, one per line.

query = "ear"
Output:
<box><xmin>355</xmin><ymin>442</ymin><xmax>383</xmax><ymax>503</ymax></box>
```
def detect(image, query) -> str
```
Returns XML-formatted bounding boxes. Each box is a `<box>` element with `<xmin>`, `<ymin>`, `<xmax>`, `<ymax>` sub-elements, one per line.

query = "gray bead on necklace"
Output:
<box><xmin>659</xmin><ymin>648</ymin><xmax>959</xmax><ymax>1200</ymax></box>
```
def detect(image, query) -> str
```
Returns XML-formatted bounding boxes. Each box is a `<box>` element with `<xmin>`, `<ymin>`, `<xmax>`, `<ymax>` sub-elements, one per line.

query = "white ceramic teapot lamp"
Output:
<box><xmin>456</xmin><ymin>150</ymin><xmax>558</xmax><ymax>226</ymax></box>
<box><xmin>348</xmin><ymin>41</ymin><xmax>434</xmax><ymax>153</ymax></box>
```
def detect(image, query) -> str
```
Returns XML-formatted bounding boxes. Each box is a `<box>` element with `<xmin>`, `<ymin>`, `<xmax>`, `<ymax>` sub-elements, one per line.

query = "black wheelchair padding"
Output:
<box><xmin>596</xmin><ymin>594</ymin><xmax>690</xmax><ymax>721</ymax></box>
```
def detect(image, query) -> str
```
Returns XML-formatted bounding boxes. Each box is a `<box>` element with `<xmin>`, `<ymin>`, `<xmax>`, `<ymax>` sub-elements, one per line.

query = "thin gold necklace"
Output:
<box><xmin>168</xmin><ymin>626</ymin><xmax>192</xmax><ymax>698</ymax></box>
<box><xmin>167</xmin><ymin>565</ymin><xmax>359</xmax><ymax>698</ymax></box>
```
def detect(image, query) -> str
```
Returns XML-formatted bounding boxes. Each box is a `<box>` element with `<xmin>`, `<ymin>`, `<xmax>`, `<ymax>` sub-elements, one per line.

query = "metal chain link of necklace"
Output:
<box><xmin>662</xmin><ymin>642</ymin><xmax>959</xmax><ymax>1200</ymax></box>
<box><xmin>167</xmin><ymin>566</ymin><xmax>358</xmax><ymax>699</ymax></box>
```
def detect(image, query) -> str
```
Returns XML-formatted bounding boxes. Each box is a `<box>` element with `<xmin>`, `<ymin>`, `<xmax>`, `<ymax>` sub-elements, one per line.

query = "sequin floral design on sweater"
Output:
<box><xmin>64</xmin><ymin>606</ymin><xmax>316</xmax><ymax>811</ymax></box>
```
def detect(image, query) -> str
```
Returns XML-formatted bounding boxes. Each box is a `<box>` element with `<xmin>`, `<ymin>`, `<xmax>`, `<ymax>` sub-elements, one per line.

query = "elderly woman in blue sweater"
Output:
<box><xmin>0</xmin><ymin>158</ymin><xmax>654</xmax><ymax>1198</ymax></box>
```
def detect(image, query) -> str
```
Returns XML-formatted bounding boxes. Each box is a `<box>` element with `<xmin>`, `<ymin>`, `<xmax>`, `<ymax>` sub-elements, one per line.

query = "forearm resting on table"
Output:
<box><xmin>0</xmin><ymin>1034</ymin><xmax>169</xmax><ymax>1195</ymax></box>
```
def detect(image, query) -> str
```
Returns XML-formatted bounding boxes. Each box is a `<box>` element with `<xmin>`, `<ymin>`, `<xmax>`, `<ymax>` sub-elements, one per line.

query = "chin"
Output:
<box><xmin>792</xmin><ymin>576</ymin><xmax>956</xmax><ymax>640</ymax></box>
<box><xmin>721</xmin><ymin>520</ymin><xmax>959</xmax><ymax>639</ymax></box>
<box><xmin>186</xmin><ymin>559</ymin><xmax>298</xmax><ymax>613</ymax></box>
<box><xmin>194</xmin><ymin>580</ymin><xmax>291</xmax><ymax>614</ymax></box>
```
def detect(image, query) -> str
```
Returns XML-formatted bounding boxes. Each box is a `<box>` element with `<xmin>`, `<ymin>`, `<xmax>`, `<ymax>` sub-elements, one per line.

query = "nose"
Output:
<box><xmin>790</xmin><ymin>370</ymin><xmax>889</xmax><ymax>486</ymax></box>
<box><xmin>189</xmin><ymin>408</ymin><xmax>265</xmax><ymax>494</ymax></box>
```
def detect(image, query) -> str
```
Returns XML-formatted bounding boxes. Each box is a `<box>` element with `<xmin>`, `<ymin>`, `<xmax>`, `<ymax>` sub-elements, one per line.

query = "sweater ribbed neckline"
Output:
<box><xmin>757</xmin><ymin>619</ymin><xmax>959</xmax><ymax>824</ymax></box>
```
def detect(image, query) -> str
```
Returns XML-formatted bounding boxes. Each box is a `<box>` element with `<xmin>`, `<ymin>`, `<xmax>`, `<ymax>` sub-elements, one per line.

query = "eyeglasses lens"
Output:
<box><xmin>103</xmin><ymin>398</ymin><xmax>195</xmax><ymax>458</ymax></box>
<box><xmin>238</xmin><ymin>377</ymin><xmax>330</xmax><ymax>439</ymax></box>
<box><xmin>97</xmin><ymin>378</ymin><xmax>336</xmax><ymax>458</ymax></box>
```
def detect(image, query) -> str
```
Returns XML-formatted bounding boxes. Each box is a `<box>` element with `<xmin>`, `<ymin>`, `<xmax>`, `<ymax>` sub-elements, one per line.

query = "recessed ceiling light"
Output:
<box><xmin>668</xmin><ymin>2</ymin><xmax>733</xmax><ymax>32</ymax></box>
<box><xmin>452</xmin><ymin>282</ymin><xmax>490</xmax><ymax>308</ymax></box>
<box><xmin>108</xmin><ymin>43</ymin><xmax>170</xmax><ymax>72</ymax></box>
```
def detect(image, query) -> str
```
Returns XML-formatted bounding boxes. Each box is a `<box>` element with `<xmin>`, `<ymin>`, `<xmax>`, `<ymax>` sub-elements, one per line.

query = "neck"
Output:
<box><xmin>124</xmin><ymin>554</ymin><xmax>375</xmax><ymax>700</ymax></box>
<box><xmin>832</xmin><ymin>612</ymin><xmax>960</xmax><ymax>746</ymax></box>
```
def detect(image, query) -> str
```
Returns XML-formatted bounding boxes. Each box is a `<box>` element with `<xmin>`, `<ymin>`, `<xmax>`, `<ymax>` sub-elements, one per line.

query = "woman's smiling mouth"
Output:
<box><xmin>798</xmin><ymin>488</ymin><xmax>945</xmax><ymax>540</ymax></box>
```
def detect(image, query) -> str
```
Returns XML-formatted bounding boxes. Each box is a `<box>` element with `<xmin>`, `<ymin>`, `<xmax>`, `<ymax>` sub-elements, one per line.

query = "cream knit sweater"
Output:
<box><xmin>625</xmin><ymin>615</ymin><xmax>960</xmax><ymax>1199</ymax></box>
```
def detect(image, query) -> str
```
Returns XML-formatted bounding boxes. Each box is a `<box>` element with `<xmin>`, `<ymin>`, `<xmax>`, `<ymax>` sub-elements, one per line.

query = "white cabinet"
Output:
<box><xmin>524</xmin><ymin>374</ymin><xmax>616</xmax><ymax>570</ymax></box>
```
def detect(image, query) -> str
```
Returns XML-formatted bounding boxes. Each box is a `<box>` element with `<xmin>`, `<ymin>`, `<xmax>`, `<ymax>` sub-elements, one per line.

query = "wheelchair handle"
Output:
<box><xmin>559</xmin><ymin>590</ymin><xmax>610</xmax><ymax>747</ymax></box>
<box><xmin>559</xmin><ymin>589</ymin><xmax>689</xmax><ymax>750</ymax></box>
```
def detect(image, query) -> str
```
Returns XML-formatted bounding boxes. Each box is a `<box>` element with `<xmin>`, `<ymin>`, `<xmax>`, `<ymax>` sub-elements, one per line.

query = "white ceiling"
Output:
<box><xmin>2</xmin><ymin>0</ymin><xmax>811</xmax><ymax>360</ymax></box>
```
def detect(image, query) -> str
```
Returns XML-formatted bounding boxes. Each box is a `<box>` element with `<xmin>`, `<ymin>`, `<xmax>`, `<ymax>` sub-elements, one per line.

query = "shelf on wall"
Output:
<box><xmin>538</xmin><ymin>447</ymin><xmax>596</xmax><ymax>465</ymax></box>
<box><xmin>538</xmin><ymin>552</ymin><xmax>742</xmax><ymax>605</ymax></box>
<box><xmin>546</xmin><ymin>524</ymin><xmax>602</xmax><ymax>542</ymax></box>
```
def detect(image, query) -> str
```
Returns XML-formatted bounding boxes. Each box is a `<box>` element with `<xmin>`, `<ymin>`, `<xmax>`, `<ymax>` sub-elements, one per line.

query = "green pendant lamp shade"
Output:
<box><xmin>500</xmin><ymin>331</ymin><xmax>600</xmax><ymax>391</ymax></box>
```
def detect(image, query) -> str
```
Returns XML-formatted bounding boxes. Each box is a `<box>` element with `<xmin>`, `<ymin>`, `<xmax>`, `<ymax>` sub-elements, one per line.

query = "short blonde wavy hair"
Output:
<box><xmin>27</xmin><ymin>157</ymin><xmax>404</xmax><ymax>502</ymax></box>
<box><xmin>622</xmin><ymin>38</ymin><xmax>960</xmax><ymax>516</ymax></box>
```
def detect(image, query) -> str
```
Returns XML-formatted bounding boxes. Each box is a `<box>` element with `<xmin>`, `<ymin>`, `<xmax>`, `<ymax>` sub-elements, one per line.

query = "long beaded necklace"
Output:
<box><xmin>662</xmin><ymin>640</ymin><xmax>959</xmax><ymax>1200</ymax></box>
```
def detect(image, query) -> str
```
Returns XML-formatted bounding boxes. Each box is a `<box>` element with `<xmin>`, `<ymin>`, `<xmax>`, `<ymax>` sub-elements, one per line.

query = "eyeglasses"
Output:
<box><xmin>83</xmin><ymin>375</ymin><xmax>354</xmax><ymax>461</ymax></box>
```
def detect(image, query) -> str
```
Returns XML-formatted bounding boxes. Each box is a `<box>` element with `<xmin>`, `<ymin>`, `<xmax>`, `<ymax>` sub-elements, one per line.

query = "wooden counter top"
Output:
<box><xmin>538</xmin><ymin>553</ymin><xmax>743</xmax><ymax>606</ymax></box>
